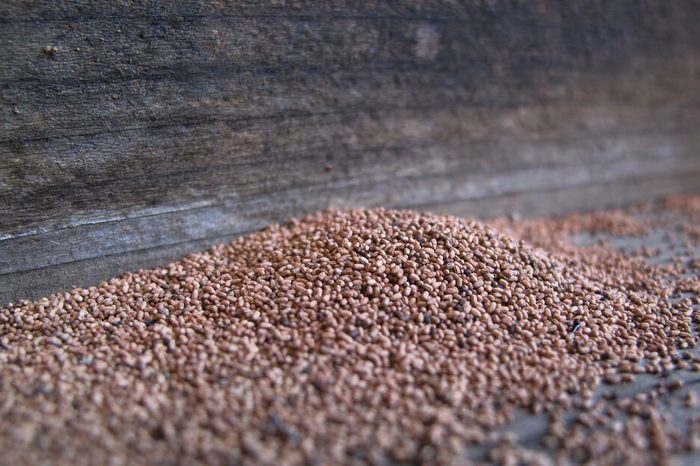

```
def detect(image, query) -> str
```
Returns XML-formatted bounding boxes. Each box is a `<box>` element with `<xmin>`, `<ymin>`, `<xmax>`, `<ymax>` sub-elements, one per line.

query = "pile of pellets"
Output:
<box><xmin>1</xmin><ymin>205</ymin><xmax>698</xmax><ymax>465</ymax></box>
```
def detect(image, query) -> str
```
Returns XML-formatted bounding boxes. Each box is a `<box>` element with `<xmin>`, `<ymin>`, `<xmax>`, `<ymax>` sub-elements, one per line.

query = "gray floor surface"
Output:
<box><xmin>464</xmin><ymin>215</ymin><xmax>700</xmax><ymax>464</ymax></box>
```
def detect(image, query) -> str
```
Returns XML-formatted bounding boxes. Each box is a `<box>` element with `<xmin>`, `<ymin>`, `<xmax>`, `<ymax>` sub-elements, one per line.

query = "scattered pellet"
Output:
<box><xmin>0</xmin><ymin>198</ymin><xmax>698</xmax><ymax>465</ymax></box>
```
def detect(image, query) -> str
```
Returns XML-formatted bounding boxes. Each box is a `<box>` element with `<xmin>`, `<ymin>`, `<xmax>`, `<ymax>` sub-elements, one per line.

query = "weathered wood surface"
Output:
<box><xmin>2</xmin><ymin>1</ymin><xmax>700</xmax><ymax>305</ymax></box>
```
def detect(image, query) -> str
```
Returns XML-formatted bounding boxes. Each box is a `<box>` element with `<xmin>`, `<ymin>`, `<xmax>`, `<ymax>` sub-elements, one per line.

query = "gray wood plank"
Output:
<box><xmin>2</xmin><ymin>0</ymin><xmax>700</xmax><ymax>305</ymax></box>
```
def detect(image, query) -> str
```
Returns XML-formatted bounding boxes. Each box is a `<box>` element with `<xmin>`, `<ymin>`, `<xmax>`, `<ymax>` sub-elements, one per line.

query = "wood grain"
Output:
<box><xmin>2</xmin><ymin>1</ymin><xmax>700</xmax><ymax>304</ymax></box>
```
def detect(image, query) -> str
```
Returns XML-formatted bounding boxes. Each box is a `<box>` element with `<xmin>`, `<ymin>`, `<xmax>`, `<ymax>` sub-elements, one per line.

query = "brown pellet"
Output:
<box><xmin>1</xmin><ymin>202</ymin><xmax>698</xmax><ymax>465</ymax></box>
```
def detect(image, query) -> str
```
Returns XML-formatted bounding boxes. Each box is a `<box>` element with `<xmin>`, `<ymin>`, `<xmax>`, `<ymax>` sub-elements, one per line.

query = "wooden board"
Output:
<box><xmin>2</xmin><ymin>1</ymin><xmax>700</xmax><ymax>305</ymax></box>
